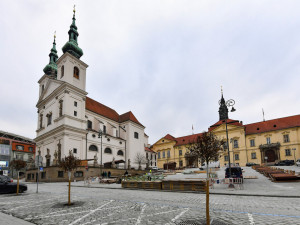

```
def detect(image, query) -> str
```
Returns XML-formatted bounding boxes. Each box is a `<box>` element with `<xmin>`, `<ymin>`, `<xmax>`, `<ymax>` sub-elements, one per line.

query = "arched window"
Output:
<box><xmin>89</xmin><ymin>145</ymin><xmax>98</xmax><ymax>151</ymax></box>
<box><xmin>73</xmin><ymin>67</ymin><xmax>79</xmax><ymax>79</ymax></box>
<box><xmin>104</xmin><ymin>148</ymin><xmax>112</xmax><ymax>154</ymax></box>
<box><xmin>117</xmin><ymin>150</ymin><xmax>124</xmax><ymax>156</ymax></box>
<box><xmin>61</xmin><ymin>65</ymin><xmax>64</xmax><ymax>78</ymax></box>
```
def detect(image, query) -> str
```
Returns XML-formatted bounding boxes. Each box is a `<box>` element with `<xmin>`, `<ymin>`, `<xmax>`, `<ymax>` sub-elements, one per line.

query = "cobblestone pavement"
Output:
<box><xmin>0</xmin><ymin>182</ymin><xmax>300</xmax><ymax>225</ymax></box>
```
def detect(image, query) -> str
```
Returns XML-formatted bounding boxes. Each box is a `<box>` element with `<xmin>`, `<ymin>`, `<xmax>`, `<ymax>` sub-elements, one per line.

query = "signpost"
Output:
<box><xmin>35</xmin><ymin>155</ymin><xmax>43</xmax><ymax>193</ymax></box>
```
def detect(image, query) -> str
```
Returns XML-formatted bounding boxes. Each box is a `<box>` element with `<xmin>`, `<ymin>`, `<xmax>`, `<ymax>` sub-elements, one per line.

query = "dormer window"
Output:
<box><xmin>73</xmin><ymin>67</ymin><xmax>79</xmax><ymax>79</ymax></box>
<box><xmin>61</xmin><ymin>65</ymin><xmax>64</xmax><ymax>78</ymax></box>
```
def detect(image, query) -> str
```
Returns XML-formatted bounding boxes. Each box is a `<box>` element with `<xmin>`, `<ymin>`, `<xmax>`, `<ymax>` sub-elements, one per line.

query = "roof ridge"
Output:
<box><xmin>244</xmin><ymin>114</ymin><xmax>300</xmax><ymax>126</ymax></box>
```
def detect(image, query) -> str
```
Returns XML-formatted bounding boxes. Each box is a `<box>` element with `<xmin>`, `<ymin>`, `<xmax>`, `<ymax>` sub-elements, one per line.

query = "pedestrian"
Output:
<box><xmin>108</xmin><ymin>171</ymin><xmax>111</xmax><ymax>178</ymax></box>
<box><xmin>104</xmin><ymin>171</ymin><xmax>107</xmax><ymax>178</ymax></box>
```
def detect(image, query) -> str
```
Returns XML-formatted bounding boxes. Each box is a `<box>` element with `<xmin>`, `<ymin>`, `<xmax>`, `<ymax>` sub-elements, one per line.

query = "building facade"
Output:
<box><xmin>35</xmin><ymin>10</ymin><xmax>149</xmax><ymax>171</ymax></box>
<box><xmin>0</xmin><ymin>130</ymin><xmax>36</xmax><ymax>176</ymax></box>
<box><xmin>152</xmin><ymin>94</ymin><xmax>300</xmax><ymax>168</ymax></box>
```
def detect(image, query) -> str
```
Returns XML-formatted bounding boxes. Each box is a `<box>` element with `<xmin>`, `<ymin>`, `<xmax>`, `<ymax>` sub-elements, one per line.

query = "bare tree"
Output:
<box><xmin>134</xmin><ymin>152</ymin><xmax>147</xmax><ymax>170</ymax></box>
<box><xmin>58</xmin><ymin>151</ymin><xmax>81</xmax><ymax>205</ymax></box>
<box><xmin>187</xmin><ymin>132</ymin><xmax>224</xmax><ymax>178</ymax></box>
<box><xmin>10</xmin><ymin>159</ymin><xmax>27</xmax><ymax>195</ymax></box>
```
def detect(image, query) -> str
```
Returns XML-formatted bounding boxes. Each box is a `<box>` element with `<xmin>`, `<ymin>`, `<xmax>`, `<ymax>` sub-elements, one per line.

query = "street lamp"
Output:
<box><xmin>98</xmin><ymin>129</ymin><xmax>103</xmax><ymax>176</ymax></box>
<box><xmin>224</xmin><ymin>99</ymin><xmax>236</xmax><ymax>180</ymax></box>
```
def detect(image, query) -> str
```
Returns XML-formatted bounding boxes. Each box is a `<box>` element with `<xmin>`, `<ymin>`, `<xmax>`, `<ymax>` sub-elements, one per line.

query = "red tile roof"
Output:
<box><xmin>174</xmin><ymin>133</ymin><xmax>203</xmax><ymax>146</ymax></box>
<box><xmin>208</xmin><ymin>119</ymin><xmax>243</xmax><ymax>131</ymax></box>
<box><xmin>119</xmin><ymin>111</ymin><xmax>144</xmax><ymax>127</ymax></box>
<box><xmin>244</xmin><ymin>114</ymin><xmax>300</xmax><ymax>135</ymax></box>
<box><xmin>145</xmin><ymin>147</ymin><xmax>156</xmax><ymax>153</ymax></box>
<box><xmin>85</xmin><ymin>97</ymin><xmax>144</xmax><ymax>127</ymax></box>
<box><xmin>163</xmin><ymin>134</ymin><xmax>176</xmax><ymax>141</ymax></box>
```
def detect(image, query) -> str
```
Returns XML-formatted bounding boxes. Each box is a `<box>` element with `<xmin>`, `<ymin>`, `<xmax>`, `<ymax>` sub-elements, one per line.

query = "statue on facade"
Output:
<box><xmin>45</xmin><ymin>148</ymin><xmax>51</xmax><ymax>167</ymax></box>
<box><xmin>111</xmin><ymin>157</ymin><xmax>116</xmax><ymax>168</ymax></box>
<box><xmin>94</xmin><ymin>154</ymin><xmax>98</xmax><ymax>166</ymax></box>
<box><xmin>53</xmin><ymin>150</ymin><xmax>58</xmax><ymax>166</ymax></box>
<box><xmin>127</xmin><ymin>159</ymin><xmax>131</xmax><ymax>170</ymax></box>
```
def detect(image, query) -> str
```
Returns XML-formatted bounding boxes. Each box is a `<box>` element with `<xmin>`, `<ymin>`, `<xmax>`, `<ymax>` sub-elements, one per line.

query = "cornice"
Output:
<box><xmin>56</xmin><ymin>52</ymin><xmax>89</xmax><ymax>68</ymax></box>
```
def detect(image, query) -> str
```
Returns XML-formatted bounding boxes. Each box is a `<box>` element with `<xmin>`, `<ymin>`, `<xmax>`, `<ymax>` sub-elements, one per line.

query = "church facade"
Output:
<box><xmin>152</xmin><ymin>94</ymin><xmax>300</xmax><ymax>168</ymax></box>
<box><xmin>34</xmin><ymin>10</ymin><xmax>149</xmax><ymax>170</ymax></box>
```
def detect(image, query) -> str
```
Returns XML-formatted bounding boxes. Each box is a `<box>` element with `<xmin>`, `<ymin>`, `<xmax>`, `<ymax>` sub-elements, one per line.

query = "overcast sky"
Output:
<box><xmin>1</xmin><ymin>1</ymin><xmax>300</xmax><ymax>144</ymax></box>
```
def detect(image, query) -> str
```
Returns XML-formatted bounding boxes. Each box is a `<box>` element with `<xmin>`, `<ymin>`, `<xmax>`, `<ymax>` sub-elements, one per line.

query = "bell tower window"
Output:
<box><xmin>61</xmin><ymin>66</ymin><xmax>64</xmax><ymax>78</ymax></box>
<box><xmin>73</xmin><ymin>67</ymin><xmax>79</xmax><ymax>79</ymax></box>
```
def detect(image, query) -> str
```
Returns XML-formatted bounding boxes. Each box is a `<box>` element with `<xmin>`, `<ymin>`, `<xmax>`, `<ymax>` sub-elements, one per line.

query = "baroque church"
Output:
<box><xmin>34</xmin><ymin>9</ymin><xmax>150</xmax><ymax>170</ymax></box>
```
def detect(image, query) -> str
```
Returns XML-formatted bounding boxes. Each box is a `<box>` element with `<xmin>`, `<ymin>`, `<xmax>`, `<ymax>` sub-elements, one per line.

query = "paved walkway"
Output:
<box><xmin>0</xmin><ymin>212</ymin><xmax>34</xmax><ymax>225</ymax></box>
<box><xmin>71</xmin><ymin>166</ymin><xmax>300</xmax><ymax>197</ymax></box>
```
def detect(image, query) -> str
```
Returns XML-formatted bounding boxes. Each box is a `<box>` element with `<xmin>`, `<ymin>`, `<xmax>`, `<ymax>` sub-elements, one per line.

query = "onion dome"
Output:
<box><xmin>43</xmin><ymin>33</ymin><xmax>58</xmax><ymax>76</ymax></box>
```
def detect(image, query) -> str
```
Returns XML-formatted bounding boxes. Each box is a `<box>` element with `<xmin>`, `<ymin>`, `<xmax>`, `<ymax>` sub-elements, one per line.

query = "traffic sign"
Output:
<box><xmin>39</xmin><ymin>167</ymin><xmax>43</xmax><ymax>172</ymax></box>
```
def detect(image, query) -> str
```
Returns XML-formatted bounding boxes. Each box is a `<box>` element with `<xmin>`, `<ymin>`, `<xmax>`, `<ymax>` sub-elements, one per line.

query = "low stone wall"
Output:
<box><xmin>122</xmin><ymin>180</ymin><xmax>207</xmax><ymax>192</ymax></box>
<box><xmin>25</xmin><ymin>166</ymin><xmax>145</xmax><ymax>182</ymax></box>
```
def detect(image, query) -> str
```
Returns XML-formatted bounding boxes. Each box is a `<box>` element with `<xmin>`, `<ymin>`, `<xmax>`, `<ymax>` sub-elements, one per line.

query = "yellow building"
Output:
<box><xmin>152</xmin><ymin>94</ymin><xmax>300</xmax><ymax>168</ymax></box>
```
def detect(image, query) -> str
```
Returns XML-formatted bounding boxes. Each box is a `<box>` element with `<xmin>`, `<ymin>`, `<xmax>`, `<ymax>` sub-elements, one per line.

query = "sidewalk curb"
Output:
<box><xmin>71</xmin><ymin>185</ymin><xmax>300</xmax><ymax>198</ymax></box>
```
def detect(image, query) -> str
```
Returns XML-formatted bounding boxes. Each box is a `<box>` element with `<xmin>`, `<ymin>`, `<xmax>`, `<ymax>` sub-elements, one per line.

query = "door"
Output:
<box><xmin>265</xmin><ymin>149</ymin><xmax>276</xmax><ymax>162</ymax></box>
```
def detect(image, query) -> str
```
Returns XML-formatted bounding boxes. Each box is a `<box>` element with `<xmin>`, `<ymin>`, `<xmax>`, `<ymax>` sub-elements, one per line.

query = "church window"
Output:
<box><xmin>104</xmin><ymin>148</ymin><xmax>112</xmax><ymax>154</ymax></box>
<box><xmin>74</xmin><ymin>101</ymin><xmax>77</xmax><ymax>107</ymax></box>
<box><xmin>103</xmin><ymin>125</ymin><xmax>106</xmax><ymax>134</ymax></box>
<box><xmin>87</xmin><ymin>120</ymin><xmax>92</xmax><ymax>129</ymax></box>
<box><xmin>73</xmin><ymin>148</ymin><xmax>77</xmax><ymax>154</ymax></box>
<box><xmin>74</xmin><ymin>111</ymin><xmax>77</xmax><ymax>116</ymax></box>
<box><xmin>116</xmin><ymin>130</ymin><xmax>118</xmax><ymax>137</ymax></box>
<box><xmin>39</xmin><ymin>114</ymin><xmax>43</xmax><ymax>128</ymax></box>
<box><xmin>59</xmin><ymin>100</ymin><xmax>63</xmax><ymax>117</ymax></box>
<box><xmin>134</xmin><ymin>132</ymin><xmax>139</xmax><ymax>139</ymax></box>
<box><xmin>61</xmin><ymin>65</ymin><xmax>64</xmax><ymax>78</ymax></box>
<box><xmin>117</xmin><ymin>150</ymin><xmax>124</xmax><ymax>156</ymax></box>
<box><xmin>73</xmin><ymin>67</ymin><xmax>79</xmax><ymax>79</ymax></box>
<box><xmin>146</xmin><ymin>152</ymin><xmax>148</xmax><ymax>159</ymax></box>
<box><xmin>89</xmin><ymin>145</ymin><xmax>98</xmax><ymax>151</ymax></box>
<box><xmin>47</xmin><ymin>113</ymin><xmax>52</xmax><ymax>126</ymax></box>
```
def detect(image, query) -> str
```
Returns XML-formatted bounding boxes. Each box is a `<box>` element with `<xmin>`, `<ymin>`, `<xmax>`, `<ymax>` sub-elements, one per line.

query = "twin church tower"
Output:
<box><xmin>35</xmin><ymin>9</ymin><xmax>150</xmax><ymax>171</ymax></box>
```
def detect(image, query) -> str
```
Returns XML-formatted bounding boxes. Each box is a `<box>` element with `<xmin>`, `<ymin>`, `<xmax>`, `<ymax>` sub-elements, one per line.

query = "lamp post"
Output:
<box><xmin>224</xmin><ymin>99</ymin><xmax>236</xmax><ymax>179</ymax></box>
<box><xmin>98</xmin><ymin>129</ymin><xmax>103</xmax><ymax>176</ymax></box>
<box><xmin>292</xmin><ymin>148</ymin><xmax>296</xmax><ymax>163</ymax></box>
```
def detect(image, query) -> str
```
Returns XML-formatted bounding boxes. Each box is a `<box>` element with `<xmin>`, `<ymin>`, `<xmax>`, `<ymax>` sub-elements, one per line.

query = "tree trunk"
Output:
<box><xmin>206</xmin><ymin>160</ymin><xmax>209</xmax><ymax>179</ymax></box>
<box><xmin>68</xmin><ymin>179</ymin><xmax>71</xmax><ymax>205</ymax></box>
<box><xmin>16</xmin><ymin>171</ymin><xmax>19</xmax><ymax>195</ymax></box>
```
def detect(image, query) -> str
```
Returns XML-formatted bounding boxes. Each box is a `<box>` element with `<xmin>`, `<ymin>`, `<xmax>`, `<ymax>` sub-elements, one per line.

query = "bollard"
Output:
<box><xmin>206</xmin><ymin>179</ymin><xmax>210</xmax><ymax>225</ymax></box>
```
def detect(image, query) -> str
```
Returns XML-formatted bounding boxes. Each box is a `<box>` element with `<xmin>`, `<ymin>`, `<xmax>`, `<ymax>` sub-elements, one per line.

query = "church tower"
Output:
<box><xmin>35</xmin><ymin>7</ymin><xmax>88</xmax><ymax>165</ymax></box>
<box><xmin>218</xmin><ymin>92</ymin><xmax>228</xmax><ymax>121</ymax></box>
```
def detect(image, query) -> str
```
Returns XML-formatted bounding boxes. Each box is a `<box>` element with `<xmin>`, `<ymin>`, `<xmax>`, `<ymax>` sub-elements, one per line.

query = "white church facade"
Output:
<box><xmin>34</xmin><ymin>10</ymin><xmax>150</xmax><ymax>170</ymax></box>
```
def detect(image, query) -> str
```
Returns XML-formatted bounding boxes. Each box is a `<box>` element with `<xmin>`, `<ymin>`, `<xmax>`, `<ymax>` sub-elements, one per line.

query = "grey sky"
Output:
<box><xmin>0</xmin><ymin>1</ymin><xmax>299</xmax><ymax>144</ymax></box>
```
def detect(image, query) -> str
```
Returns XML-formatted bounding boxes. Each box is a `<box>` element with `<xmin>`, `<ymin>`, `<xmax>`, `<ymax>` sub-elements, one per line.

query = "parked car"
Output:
<box><xmin>0</xmin><ymin>176</ymin><xmax>27</xmax><ymax>194</ymax></box>
<box><xmin>296</xmin><ymin>159</ymin><xmax>300</xmax><ymax>167</ymax></box>
<box><xmin>0</xmin><ymin>175</ymin><xmax>13</xmax><ymax>183</ymax></box>
<box><xmin>225</xmin><ymin>166</ymin><xmax>243</xmax><ymax>181</ymax></box>
<box><xmin>274</xmin><ymin>160</ymin><xmax>294</xmax><ymax>166</ymax></box>
<box><xmin>246</xmin><ymin>162</ymin><xmax>258</xmax><ymax>167</ymax></box>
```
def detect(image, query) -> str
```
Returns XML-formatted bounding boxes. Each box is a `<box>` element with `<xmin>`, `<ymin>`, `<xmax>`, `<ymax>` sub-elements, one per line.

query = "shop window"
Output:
<box><xmin>41</xmin><ymin>172</ymin><xmax>46</xmax><ymax>179</ymax></box>
<box><xmin>179</xmin><ymin>160</ymin><xmax>183</xmax><ymax>167</ymax></box>
<box><xmin>73</xmin><ymin>67</ymin><xmax>79</xmax><ymax>79</ymax></box>
<box><xmin>74</xmin><ymin>171</ymin><xmax>83</xmax><ymax>177</ymax></box>
<box><xmin>27</xmin><ymin>173</ymin><xmax>31</xmax><ymax>180</ymax></box>
<box><xmin>58</xmin><ymin>171</ymin><xmax>64</xmax><ymax>178</ymax></box>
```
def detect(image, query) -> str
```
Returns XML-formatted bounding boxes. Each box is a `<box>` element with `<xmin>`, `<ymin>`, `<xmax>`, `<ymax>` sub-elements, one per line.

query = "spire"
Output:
<box><xmin>43</xmin><ymin>32</ymin><xmax>58</xmax><ymax>76</ymax></box>
<box><xmin>218</xmin><ymin>86</ymin><xmax>228</xmax><ymax>120</ymax></box>
<box><xmin>62</xmin><ymin>5</ymin><xmax>83</xmax><ymax>59</ymax></box>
